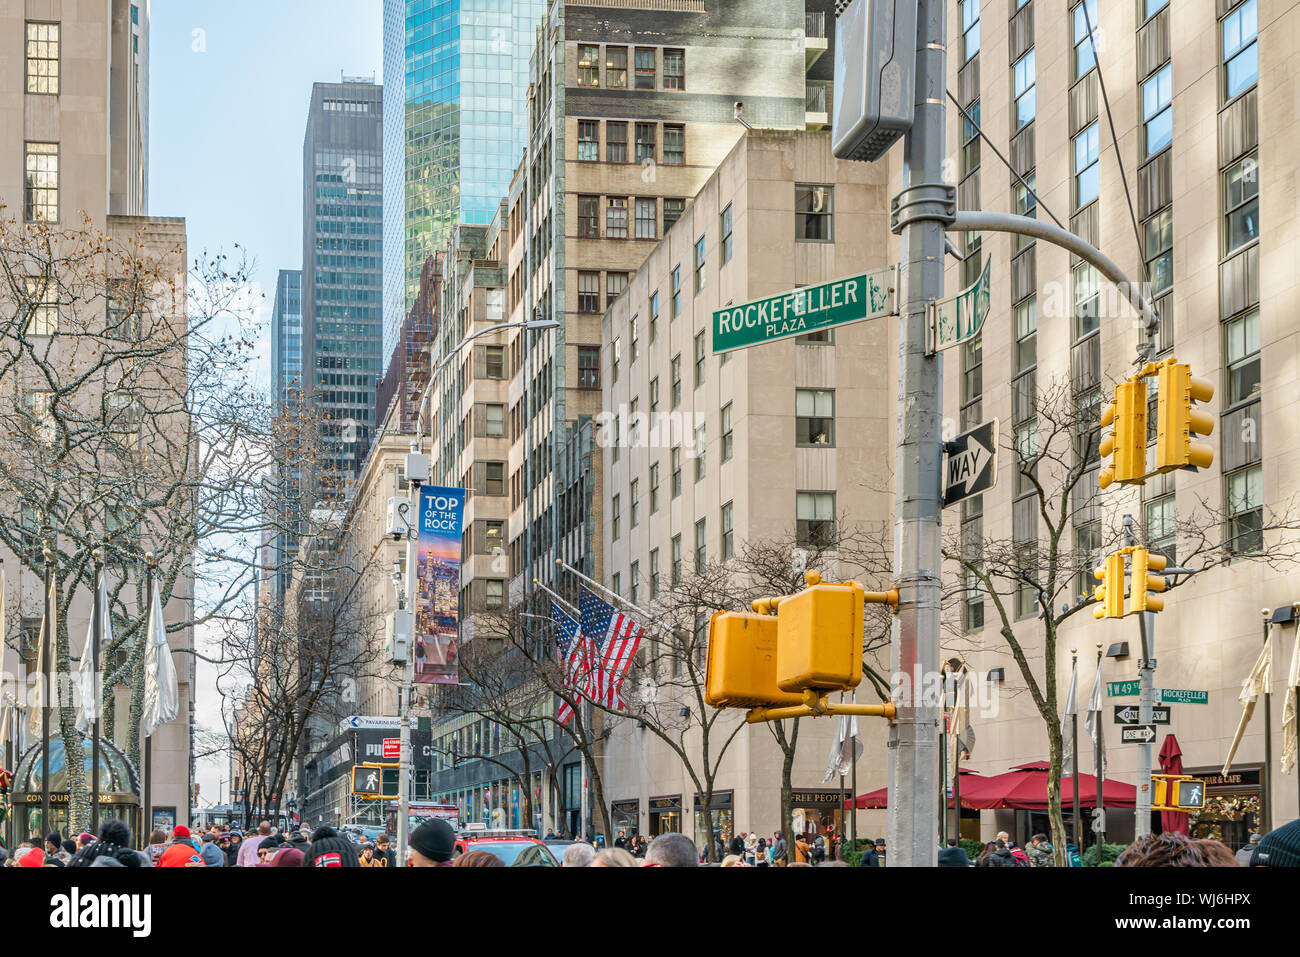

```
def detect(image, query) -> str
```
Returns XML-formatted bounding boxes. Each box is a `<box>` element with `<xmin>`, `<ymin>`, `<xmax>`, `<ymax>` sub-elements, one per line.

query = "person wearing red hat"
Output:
<box><xmin>171</xmin><ymin>824</ymin><xmax>202</xmax><ymax>854</ymax></box>
<box><xmin>18</xmin><ymin>847</ymin><xmax>46</xmax><ymax>867</ymax></box>
<box><xmin>158</xmin><ymin>843</ymin><xmax>206</xmax><ymax>868</ymax></box>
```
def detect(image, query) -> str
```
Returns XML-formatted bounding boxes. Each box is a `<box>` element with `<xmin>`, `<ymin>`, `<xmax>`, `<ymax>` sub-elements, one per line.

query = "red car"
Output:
<box><xmin>452</xmin><ymin>827</ymin><xmax>559</xmax><ymax>867</ymax></box>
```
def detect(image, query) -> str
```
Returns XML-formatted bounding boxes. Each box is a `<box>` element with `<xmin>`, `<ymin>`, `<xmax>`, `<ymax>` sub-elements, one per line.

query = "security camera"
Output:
<box><xmin>733</xmin><ymin>101</ymin><xmax>752</xmax><ymax>130</ymax></box>
<box><xmin>734</xmin><ymin>100</ymin><xmax>743</xmax><ymax>115</ymax></box>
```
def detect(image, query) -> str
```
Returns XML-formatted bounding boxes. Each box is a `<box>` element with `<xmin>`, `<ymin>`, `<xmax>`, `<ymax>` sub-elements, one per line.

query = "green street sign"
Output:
<box><xmin>711</xmin><ymin>267</ymin><xmax>895</xmax><ymax>354</ymax></box>
<box><xmin>928</xmin><ymin>256</ymin><xmax>991</xmax><ymax>354</ymax></box>
<box><xmin>1160</xmin><ymin>688</ymin><xmax>1208</xmax><ymax>705</ymax></box>
<box><xmin>1107</xmin><ymin>680</ymin><xmax>1140</xmax><ymax>697</ymax></box>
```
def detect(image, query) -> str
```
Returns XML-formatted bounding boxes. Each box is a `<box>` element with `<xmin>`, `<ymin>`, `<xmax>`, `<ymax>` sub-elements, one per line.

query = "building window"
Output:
<box><xmin>577</xmin><ymin>120</ymin><xmax>598</xmax><ymax>161</ymax></box>
<box><xmin>485</xmin><ymin>580</ymin><xmax>504</xmax><ymax>610</ymax></box>
<box><xmin>721</xmin><ymin>502</ymin><xmax>734</xmax><ymax>560</ymax></box>
<box><xmin>607</xmin><ymin>198</ymin><xmax>629</xmax><ymax>239</ymax></box>
<box><xmin>720</xmin><ymin>205</ymin><xmax>733</xmax><ymax>265</ymax></box>
<box><xmin>664</xmin><ymin>198</ymin><xmax>685</xmax><ymax>230</ymax></box>
<box><xmin>694</xmin><ymin>423</ymin><xmax>706</xmax><ymax>482</ymax></box>
<box><xmin>1142</xmin><ymin>64</ymin><xmax>1173</xmax><ymax>158</ymax></box>
<box><xmin>635</xmin><ymin>198</ymin><xmax>656</xmax><ymax>239</ymax></box>
<box><xmin>485</xmin><ymin>345</ymin><xmax>506</xmax><ymax>378</ymax></box>
<box><xmin>1145</xmin><ymin>0</ymin><xmax>1170</xmax><ymax>18</ymax></box>
<box><xmin>649</xmin><ymin>377</ymin><xmax>660</xmax><ymax>416</ymax></box>
<box><xmin>1074</xmin><ymin>123</ymin><xmax>1100</xmax><ymax>208</ymax></box>
<box><xmin>630</xmin><ymin>562</ymin><xmax>640</xmax><ymax>605</ymax></box>
<box><xmin>635</xmin><ymin>123</ymin><xmax>656</xmax><ymax>163</ymax></box>
<box><xmin>1073</xmin><ymin>262</ymin><xmax>1101</xmax><ymax>341</ymax></box>
<box><xmin>650</xmin><ymin>548</ymin><xmax>660</xmax><ymax>597</ymax></box>
<box><xmin>486</xmin><ymin>521</ymin><xmax>504</xmax><ymax>555</ymax></box>
<box><xmin>578</xmin><ymin>44</ymin><xmax>600</xmax><ymax>87</ymax></box>
<box><xmin>485</xmin><ymin>404</ymin><xmax>505</xmax><ymax>437</ymax></box>
<box><xmin>1224</xmin><ymin>308</ymin><xmax>1260</xmax><ymax>405</ymax></box>
<box><xmin>26</xmin><ymin>22</ymin><xmax>60</xmax><ymax>95</ymax></box>
<box><xmin>961</xmin><ymin>0</ymin><xmax>980</xmax><ymax>64</ymax></box>
<box><xmin>578</xmin><ymin>346</ymin><xmax>600</xmax><ymax>389</ymax></box>
<box><xmin>606</xmin><ymin>46</ymin><xmax>628</xmax><ymax>88</ymax></box>
<box><xmin>1014</xmin><ymin>297</ymin><xmax>1037</xmax><ymax>374</ymax></box>
<box><xmin>671</xmin><ymin>267</ymin><xmax>682</xmax><ymax>318</ymax></box>
<box><xmin>611</xmin><ymin>494</ymin><xmax>621</xmax><ymax>541</ymax></box>
<box><xmin>650</xmin><ymin>462</ymin><xmax>660</xmax><ymax>513</ymax></box>
<box><xmin>629</xmin><ymin>315</ymin><xmax>639</xmax><ymax>364</ymax></box>
<box><xmin>670</xmin><ymin>354</ymin><xmax>682</xmax><ymax>408</ymax></box>
<box><xmin>485</xmin><ymin>462</ymin><xmax>506</xmax><ymax>496</ymax></box>
<box><xmin>962</xmin><ymin>337</ymin><xmax>983</xmax><ymax>409</ymax></box>
<box><xmin>578</xmin><ymin>195</ymin><xmax>599</xmax><ymax>237</ymax></box>
<box><xmin>1227</xmin><ymin>465</ymin><xmax>1262</xmax><ymax>553</ymax></box>
<box><xmin>630</xmin><ymin>479</ymin><xmax>640</xmax><ymax>528</ymax></box>
<box><xmin>663</xmin><ymin>48</ymin><xmax>685</xmax><ymax>90</ymax></box>
<box><xmin>1013</xmin><ymin>175</ymin><xmax>1037</xmax><ymax>255</ymax></box>
<box><xmin>962</xmin><ymin>496</ymin><xmax>985</xmax><ymax>630</ymax></box>
<box><xmin>1013</xmin><ymin>49</ymin><xmax>1036</xmax><ymax>132</ymax></box>
<box><xmin>1073</xmin><ymin>0</ymin><xmax>1099</xmax><ymax>80</ymax></box>
<box><xmin>797</xmin><ymin>491</ymin><xmax>836</xmax><ymax>547</ymax></box>
<box><xmin>635</xmin><ymin>48</ymin><xmax>656</xmax><ymax>89</ymax></box>
<box><xmin>796</xmin><ymin>389</ymin><xmax>835</xmax><ymax>447</ymax></box>
<box><xmin>649</xmin><ymin>290</ymin><xmax>660</xmax><ymax>340</ymax></box>
<box><xmin>672</xmin><ymin>535</ymin><xmax>682</xmax><ymax>584</ymax></box>
<box><xmin>1143</xmin><ymin>208</ymin><xmax>1173</xmax><ymax>297</ymax></box>
<box><xmin>24</xmin><ymin>142</ymin><xmax>59</xmax><ymax>223</ymax></box>
<box><xmin>24</xmin><ymin>277</ymin><xmax>58</xmax><ymax>337</ymax></box>
<box><xmin>672</xmin><ymin>446</ymin><xmax>683</xmax><ymax>498</ymax></box>
<box><xmin>694</xmin><ymin>331</ymin><xmax>706</xmax><ymax>387</ymax></box>
<box><xmin>663</xmin><ymin>125</ymin><xmax>685</xmax><ymax>166</ymax></box>
<box><xmin>1222</xmin><ymin>0</ymin><xmax>1258</xmax><ymax>100</ymax></box>
<box><xmin>721</xmin><ymin>403</ymin><xmax>733</xmax><ymax>462</ymax></box>
<box><xmin>795</xmin><ymin>185</ymin><xmax>834</xmax><ymax>242</ymax></box>
<box><xmin>799</xmin><ymin>329</ymin><xmax>835</xmax><ymax>345</ymax></box>
<box><xmin>578</xmin><ymin>272</ymin><xmax>600</xmax><ymax>313</ymax></box>
<box><xmin>1223</xmin><ymin>152</ymin><xmax>1259</xmax><ymax>254</ymax></box>
<box><xmin>23</xmin><ymin>390</ymin><xmax>55</xmax><ymax>444</ymax></box>
<box><xmin>1014</xmin><ymin>420</ymin><xmax>1039</xmax><ymax>497</ymax></box>
<box><xmin>1144</xmin><ymin>493</ymin><xmax>1176</xmax><ymax>566</ymax></box>
<box><xmin>695</xmin><ymin>518</ymin><xmax>707</xmax><ymax>569</ymax></box>
<box><xmin>611</xmin><ymin>337</ymin><xmax>621</xmax><ymax>385</ymax></box>
<box><xmin>608</xmin><ymin>272</ymin><xmax>628</xmax><ymax>304</ymax></box>
<box><xmin>607</xmin><ymin>122</ymin><xmax>628</xmax><ymax>163</ymax></box>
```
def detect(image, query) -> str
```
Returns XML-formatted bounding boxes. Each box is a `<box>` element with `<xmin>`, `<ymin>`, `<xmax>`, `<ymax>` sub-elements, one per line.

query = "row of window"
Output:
<box><xmin>575</xmin><ymin>194</ymin><xmax>686</xmax><ymax>243</ymax></box>
<box><xmin>576</xmin><ymin>119</ymin><xmax>685</xmax><ymax>166</ymax></box>
<box><xmin>576</xmin><ymin>44</ymin><xmax>684</xmax><ymax>92</ymax></box>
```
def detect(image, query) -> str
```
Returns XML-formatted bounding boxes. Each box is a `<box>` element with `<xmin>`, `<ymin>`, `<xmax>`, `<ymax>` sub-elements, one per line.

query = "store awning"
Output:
<box><xmin>844</xmin><ymin>770</ymin><xmax>985</xmax><ymax>810</ymax></box>
<box><xmin>845</xmin><ymin>763</ymin><xmax>1137</xmax><ymax>810</ymax></box>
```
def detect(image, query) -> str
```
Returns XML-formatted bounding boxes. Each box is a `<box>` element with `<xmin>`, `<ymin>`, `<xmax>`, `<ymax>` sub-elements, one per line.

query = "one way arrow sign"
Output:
<box><xmin>1114</xmin><ymin>705</ymin><xmax>1172</xmax><ymax>725</ymax></box>
<box><xmin>1121</xmin><ymin>724</ymin><xmax>1157</xmax><ymax>743</ymax></box>
<box><xmin>943</xmin><ymin>419</ymin><xmax>999</xmax><ymax>508</ymax></box>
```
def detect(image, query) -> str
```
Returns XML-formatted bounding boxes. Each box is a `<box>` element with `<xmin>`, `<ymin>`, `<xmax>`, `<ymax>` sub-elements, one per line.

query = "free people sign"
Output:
<box><xmin>712</xmin><ymin>267</ymin><xmax>895</xmax><ymax>353</ymax></box>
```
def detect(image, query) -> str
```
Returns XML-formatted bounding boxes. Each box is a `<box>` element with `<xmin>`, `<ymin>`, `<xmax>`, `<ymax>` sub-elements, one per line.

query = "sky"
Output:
<box><xmin>148</xmin><ymin>1</ymin><xmax>383</xmax><ymax>811</ymax></box>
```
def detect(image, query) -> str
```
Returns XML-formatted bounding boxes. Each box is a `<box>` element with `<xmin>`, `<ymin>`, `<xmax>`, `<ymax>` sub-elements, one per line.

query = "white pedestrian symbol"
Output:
<box><xmin>365</xmin><ymin>771</ymin><xmax>378</xmax><ymax>791</ymax></box>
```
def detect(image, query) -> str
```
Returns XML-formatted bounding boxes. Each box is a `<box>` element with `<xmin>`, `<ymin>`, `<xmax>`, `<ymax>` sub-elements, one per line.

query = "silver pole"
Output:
<box><xmin>397</xmin><ymin>475</ymin><xmax>420</xmax><ymax>866</ymax></box>
<box><xmin>1136</xmin><ymin>611</ymin><xmax>1155</xmax><ymax>837</ymax></box>
<box><xmin>887</xmin><ymin>0</ymin><xmax>946</xmax><ymax>868</ymax></box>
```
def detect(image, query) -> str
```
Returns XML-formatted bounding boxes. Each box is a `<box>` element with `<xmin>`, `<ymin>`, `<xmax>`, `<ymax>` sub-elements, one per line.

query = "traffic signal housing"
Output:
<box><xmin>1092</xmin><ymin>551</ymin><xmax>1126</xmax><ymax>620</ymax></box>
<box><xmin>1099</xmin><ymin>379</ymin><xmax>1148</xmax><ymax>490</ymax></box>
<box><xmin>705</xmin><ymin>610</ymin><xmax>805</xmax><ymax>709</ymax></box>
<box><xmin>1156</xmin><ymin>360</ymin><xmax>1215</xmax><ymax>473</ymax></box>
<box><xmin>776</xmin><ymin>574</ymin><xmax>865</xmax><ymax>693</ymax></box>
<box><xmin>1130</xmin><ymin>547</ymin><xmax>1167</xmax><ymax>614</ymax></box>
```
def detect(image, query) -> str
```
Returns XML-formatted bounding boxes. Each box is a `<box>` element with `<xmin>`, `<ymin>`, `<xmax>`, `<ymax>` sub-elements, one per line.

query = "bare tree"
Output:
<box><xmin>0</xmin><ymin>213</ymin><xmax>274</xmax><ymax>833</ymax></box>
<box><xmin>944</xmin><ymin>377</ymin><xmax>1300</xmax><ymax>863</ymax></box>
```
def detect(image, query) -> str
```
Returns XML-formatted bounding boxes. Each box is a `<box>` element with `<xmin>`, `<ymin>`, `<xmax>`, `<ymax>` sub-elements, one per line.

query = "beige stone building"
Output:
<box><xmin>914</xmin><ymin>0</ymin><xmax>1300</xmax><ymax>844</ymax></box>
<box><xmin>0</xmin><ymin>0</ymin><xmax>197</xmax><ymax>836</ymax></box>
<box><xmin>601</xmin><ymin>128</ymin><xmax>896</xmax><ymax>843</ymax></box>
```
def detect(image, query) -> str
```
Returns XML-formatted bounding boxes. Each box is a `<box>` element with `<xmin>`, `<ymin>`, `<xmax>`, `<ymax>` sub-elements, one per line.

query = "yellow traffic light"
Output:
<box><xmin>775</xmin><ymin>571</ymin><xmax>864</xmax><ymax>694</ymax></box>
<box><xmin>704</xmin><ymin>610</ymin><xmax>805</xmax><ymax>709</ymax></box>
<box><xmin>1156</xmin><ymin>361</ymin><xmax>1215</xmax><ymax>473</ymax></box>
<box><xmin>1099</xmin><ymin>379</ymin><xmax>1147</xmax><ymax>489</ymax></box>
<box><xmin>1092</xmin><ymin>551</ymin><xmax>1126</xmax><ymax>620</ymax></box>
<box><xmin>1130</xmin><ymin>547</ymin><xmax>1167</xmax><ymax>614</ymax></box>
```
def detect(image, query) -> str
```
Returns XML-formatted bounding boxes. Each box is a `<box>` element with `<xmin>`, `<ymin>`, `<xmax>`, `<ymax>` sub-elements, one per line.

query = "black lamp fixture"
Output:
<box><xmin>1106</xmin><ymin>642</ymin><xmax>1130</xmax><ymax>660</ymax></box>
<box><xmin>1269</xmin><ymin>604</ymin><xmax>1299</xmax><ymax>626</ymax></box>
<box><xmin>986</xmin><ymin>667</ymin><xmax>1005</xmax><ymax>683</ymax></box>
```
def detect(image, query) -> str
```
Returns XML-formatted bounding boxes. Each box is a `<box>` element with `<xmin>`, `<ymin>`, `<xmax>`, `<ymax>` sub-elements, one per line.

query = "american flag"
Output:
<box><xmin>579</xmin><ymin>586</ymin><xmax>644</xmax><ymax>710</ymax></box>
<box><xmin>551</xmin><ymin>602</ymin><xmax>586</xmax><ymax>725</ymax></box>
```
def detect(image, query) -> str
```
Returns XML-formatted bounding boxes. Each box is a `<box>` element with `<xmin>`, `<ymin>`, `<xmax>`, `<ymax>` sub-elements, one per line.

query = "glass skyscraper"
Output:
<box><xmin>270</xmin><ymin>269</ymin><xmax>303</xmax><ymax>411</ymax></box>
<box><xmin>382</xmin><ymin>0</ymin><xmax>545</xmax><ymax>367</ymax></box>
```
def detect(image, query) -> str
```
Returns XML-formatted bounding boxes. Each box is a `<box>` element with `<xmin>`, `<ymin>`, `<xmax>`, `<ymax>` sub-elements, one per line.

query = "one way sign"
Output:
<box><xmin>1114</xmin><ymin>705</ymin><xmax>1172</xmax><ymax>725</ymax></box>
<box><xmin>1121</xmin><ymin>724</ymin><xmax>1157</xmax><ymax>744</ymax></box>
<box><xmin>943</xmin><ymin>419</ymin><xmax>999</xmax><ymax>508</ymax></box>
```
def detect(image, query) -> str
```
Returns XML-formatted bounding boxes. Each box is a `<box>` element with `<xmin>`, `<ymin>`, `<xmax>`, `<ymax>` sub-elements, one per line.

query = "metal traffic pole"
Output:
<box><xmin>886</xmin><ymin>0</ymin><xmax>948</xmax><ymax>868</ymax></box>
<box><xmin>1123</xmin><ymin>515</ymin><xmax>1155</xmax><ymax>839</ymax></box>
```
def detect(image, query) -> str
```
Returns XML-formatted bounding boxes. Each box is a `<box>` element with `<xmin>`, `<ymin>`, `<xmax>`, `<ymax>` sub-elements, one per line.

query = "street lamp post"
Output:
<box><xmin>395</xmin><ymin>317</ymin><xmax>558</xmax><ymax>866</ymax></box>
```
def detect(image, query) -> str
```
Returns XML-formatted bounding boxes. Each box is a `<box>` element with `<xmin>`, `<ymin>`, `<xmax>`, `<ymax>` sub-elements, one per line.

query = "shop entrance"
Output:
<box><xmin>1187</xmin><ymin>766</ymin><xmax>1263</xmax><ymax>854</ymax></box>
<box><xmin>648</xmin><ymin>795</ymin><xmax>681</xmax><ymax>836</ymax></box>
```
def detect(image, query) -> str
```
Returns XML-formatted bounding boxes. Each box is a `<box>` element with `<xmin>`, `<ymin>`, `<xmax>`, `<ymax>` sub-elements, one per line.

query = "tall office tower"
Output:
<box><xmin>381</xmin><ymin>0</ymin><xmax>548</xmax><ymax>369</ymax></box>
<box><xmin>302</xmin><ymin>80</ymin><xmax>384</xmax><ymax>499</ymax></box>
<box><xmin>0</xmin><ymin>0</ymin><xmax>194</xmax><ymax>829</ymax></box>
<box><xmin>271</xmin><ymin>269</ymin><xmax>304</xmax><ymax>411</ymax></box>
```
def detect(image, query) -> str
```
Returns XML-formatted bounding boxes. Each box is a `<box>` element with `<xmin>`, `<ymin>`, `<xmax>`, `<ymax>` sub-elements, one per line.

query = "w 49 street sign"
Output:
<box><xmin>712</xmin><ymin>268</ymin><xmax>895</xmax><ymax>354</ymax></box>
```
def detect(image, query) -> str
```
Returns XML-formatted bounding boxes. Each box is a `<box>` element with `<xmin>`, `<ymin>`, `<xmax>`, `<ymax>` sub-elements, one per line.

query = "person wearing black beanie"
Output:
<box><xmin>408</xmin><ymin>819</ymin><xmax>456</xmax><ymax>867</ymax></box>
<box><xmin>1252</xmin><ymin>818</ymin><xmax>1300</xmax><ymax>867</ymax></box>
<box><xmin>300</xmin><ymin>826</ymin><xmax>360</xmax><ymax>868</ymax></box>
<box><xmin>69</xmin><ymin>819</ymin><xmax>148</xmax><ymax>868</ymax></box>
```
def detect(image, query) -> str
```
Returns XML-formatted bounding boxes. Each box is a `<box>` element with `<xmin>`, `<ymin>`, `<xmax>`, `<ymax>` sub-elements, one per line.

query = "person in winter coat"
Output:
<box><xmin>794</xmin><ymin>834</ymin><xmax>811</xmax><ymax>864</ymax></box>
<box><xmin>938</xmin><ymin>838</ymin><xmax>971</xmax><ymax>866</ymax></box>
<box><xmin>199</xmin><ymin>834</ymin><xmax>225</xmax><ymax>867</ymax></box>
<box><xmin>772</xmin><ymin>832</ymin><xmax>788</xmax><ymax>866</ymax></box>
<box><xmin>146</xmin><ymin>829</ymin><xmax>169</xmax><ymax>866</ymax></box>
<box><xmin>1235</xmin><ymin>833</ymin><xmax>1262</xmax><ymax>866</ymax></box>
<box><xmin>858</xmin><ymin>837</ymin><xmax>887</xmax><ymax>866</ymax></box>
<box><xmin>70</xmin><ymin>821</ymin><xmax>149</xmax><ymax>867</ymax></box>
<box><xmin>237</xmin><ymin>821</ymin><xmax>273</xmax><ymax>867</ymax></box>
<box><xmin>982</xmin><ymin>840</ymin><xmax>1019</xmax><ymax>867</ymax></box>
<box><xmin>1027</xmin><ymin>834</ymin><xmax>1054</xmax><ymax>866</ymax></box>
<box><xmin>812</xmin><ymin>833</ymin><xmax>826</xmax><ymax>863</ymax></box>
<box><xmin>220</xmin><ymin>833</ymin><xmax>239</xmax><ymax>867</ymax></box>
<box><xmin>171</xmin><ymin>825</ymin><xmax>202</xmax><ymax>854</ymax></box>
<box><xmin>301</xmin><ymin>826</ymin><xmax>361</xmax><ymax>867</ymax></box>
<box><xmin>1007</xmin><ymin>840</ymin><xmax>1030</xmax><ymax>866</ymax></box>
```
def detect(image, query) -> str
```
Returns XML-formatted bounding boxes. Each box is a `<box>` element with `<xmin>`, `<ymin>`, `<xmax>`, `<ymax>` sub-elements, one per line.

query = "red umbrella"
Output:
<box><xmin>960</xmin><ymin>763</ymin><xmax>1137</xmax><ymax>810</ymax></box>
<box><xmin>844</xmin><ymin>769</ymin><xmax>984</xmax><ymax>809</ymax></box>
<box><xmin>1158</xmin><ymin>733</ymin><xmax>1190</xmax><ymax>835</ymax></box>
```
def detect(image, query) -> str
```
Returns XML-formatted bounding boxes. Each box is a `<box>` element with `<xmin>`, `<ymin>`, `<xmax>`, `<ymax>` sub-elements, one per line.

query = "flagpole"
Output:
<box><xmin>556</xmin><ymin>559</ymin><xmax>653</xmax><ymax>621</ymax></box>
<box><xmin>92</xmin><ymin>553</ymin><xmax>103</xmax><ymax>833</ymax></box>
<box><xmin>144</xmin><ymin>557</ymin><xmax>154</xmax><ymax>840</ymax></box>
<box><xmin>533</xmin><ymin>579</ymin><xmax>578</xmax><ymax>617</ymax></box>
<box><xmin>41</xmin><ymin>546</ymin><xmax>52</xmax><ymax>841</ymax></box>
<box><xmin>1071</xmin><ymin>648</ymin><xmax>1080</xmax><ymax>853</ymax></box>
<box><xmin>1261</xmin><ymin>613</ymin><xmax>1274</xmax><ymax>835</ymax></box>
<box><xmin>953</xmin><ymin>674</ymin><xmax>965</xmax><ymax>843</ymax></box>
<box><xmin>939</xmin><ymin>681</ymin><xmax>948</xmax><ymax>848</ymax></box>
<box><xmin>1094</xmin><ymin>644</ymin><xmax>1104</xmax><ymax>866</ymax></box>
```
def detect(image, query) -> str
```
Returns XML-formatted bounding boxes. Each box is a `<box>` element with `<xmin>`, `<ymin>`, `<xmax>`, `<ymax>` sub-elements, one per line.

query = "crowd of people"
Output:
<box><xmin>3</xmin><ymin>816</ymin><xmax>1297</xmax><ymax>867</ymax></box>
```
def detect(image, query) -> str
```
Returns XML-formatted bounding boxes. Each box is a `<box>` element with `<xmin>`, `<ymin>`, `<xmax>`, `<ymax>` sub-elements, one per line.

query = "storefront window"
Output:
<box><xmin>1187</xmin><ymin>767</ymin><xmax>1263</xmax><ymax>853</ymax></box>
<box><xmin>693</xmin><ymin>792</ymin><xmax>735</xmax><ymax>858</ymax></box>
<box><xmin>648</xmin><ymin>796</ymin><xmax>682</xmax><ymax>837</ymax></box>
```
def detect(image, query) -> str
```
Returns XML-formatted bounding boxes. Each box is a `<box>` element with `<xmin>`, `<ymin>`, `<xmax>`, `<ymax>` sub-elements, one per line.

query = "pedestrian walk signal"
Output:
<box><xmin>351</xmin><ymin>763</ymin><xmax>399</xmax><ymax>799</ymax></box>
